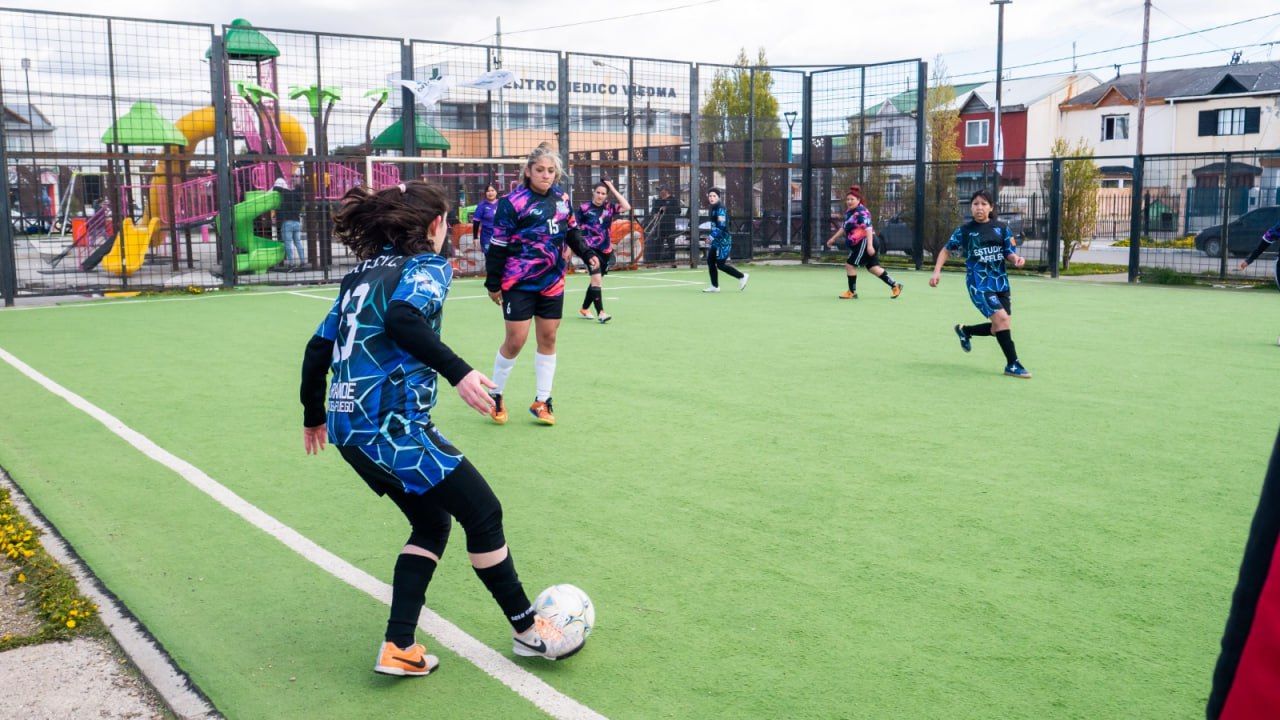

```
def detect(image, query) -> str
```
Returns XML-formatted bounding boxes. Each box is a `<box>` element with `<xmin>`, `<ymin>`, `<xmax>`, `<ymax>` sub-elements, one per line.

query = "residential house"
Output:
<box><xmin>1060</xmin><ymin>61</ymin><xmax>1280</xmax><ymax>229</ymax></box>
<box><xmin>951</xmin><ymin>73</ymin><xmax>1100</xmax><ymax>190</ymax></box>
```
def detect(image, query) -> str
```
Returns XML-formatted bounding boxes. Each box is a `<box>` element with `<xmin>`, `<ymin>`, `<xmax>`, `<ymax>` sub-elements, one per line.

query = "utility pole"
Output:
<box><xmin>991</xmin><ymin>0</ymin><xmax>1011</xmax><ymax>201</ymax></box>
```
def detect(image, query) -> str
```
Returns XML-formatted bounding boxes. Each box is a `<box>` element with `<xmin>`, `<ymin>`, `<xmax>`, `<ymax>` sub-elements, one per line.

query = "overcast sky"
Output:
<box><xmin>11</xmin><ymin>0</ymin><xmax>1280</xmax><ymax>84</ymax></box>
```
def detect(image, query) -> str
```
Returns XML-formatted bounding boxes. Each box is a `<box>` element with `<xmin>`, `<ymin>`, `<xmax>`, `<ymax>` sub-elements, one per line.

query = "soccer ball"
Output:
<box><xmin>534</xmin><ymin>584</ymin><xmax>595</xmax><ymax>638</ymax></box>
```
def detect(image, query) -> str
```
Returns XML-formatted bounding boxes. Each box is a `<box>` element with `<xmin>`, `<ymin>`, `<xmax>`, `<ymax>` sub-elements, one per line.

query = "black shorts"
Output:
<box><xmin>846</xmin><ymin>244</ymin><xmax>881</xmax><ymax>270</ymax></box>
<box><xmin>502</xmin><ymin>289</ymin><xmax>564</xmax><ymax>322</ymax></box>
<box><xmin>588</xmin><ymin>250</ymin><xmax>615</xmax><ymax>276</ymax></box>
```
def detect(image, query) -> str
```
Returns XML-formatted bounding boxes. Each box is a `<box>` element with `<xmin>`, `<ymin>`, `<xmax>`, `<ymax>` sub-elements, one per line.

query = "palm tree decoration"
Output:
<box><xmin>233</xmin><ymin>80</ymin><xmax>282</xmax><ymax>154</ymax></box>
<box><xmin>363</xmin><ymin>87</ymin><xmax>391</xmax><ymax>150</ymax></box>
<box><xmin>289</xmin><ymin>84</ymin><xmax>342</xmax><ymax>147</ymax></box>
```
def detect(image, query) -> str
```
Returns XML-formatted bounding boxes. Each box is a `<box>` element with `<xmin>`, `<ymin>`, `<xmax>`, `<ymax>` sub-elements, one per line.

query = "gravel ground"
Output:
<box><xmin>0</xmin><ymin>469</ymin><xmax>219</xmax><ymax>719</ymax></box>
<box><xmin>0</xmin><ymin>566</ymin><xmax>170</xmax><ymax>719</ymax></box>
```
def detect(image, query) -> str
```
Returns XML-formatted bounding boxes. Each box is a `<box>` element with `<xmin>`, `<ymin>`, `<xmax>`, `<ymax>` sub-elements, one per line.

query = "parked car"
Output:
<box><xmin>1195</xmin><ymin>206</ymin><xmax>1280</xmax><ymax>258</ymax></box>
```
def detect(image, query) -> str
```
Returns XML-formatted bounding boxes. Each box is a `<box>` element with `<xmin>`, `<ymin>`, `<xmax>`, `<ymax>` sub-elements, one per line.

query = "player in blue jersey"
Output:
<box><xmin>823</xmin><ymin>185</ymin><xmax>902</xmax><ymax>299</ymax></box>
<box><xmin>928</xmin><ymin>190</ymin><xmax>1031</xmax><ymax>378</ymax></box>
<box><xmin>1238</xmin><ymin>220</ymin><xmax>1280</xmax><ymax>344</ymax></box>
<box><xmin>300</xmin><ymin>181</ymin><xmax>586</xmax><ymax>677</ymax></box>
<box><xmin>484</xmin><ymin>144</ymin><xmax>599</xmax><ymax>425</ymax></box>
<box><xmin>575</xmin><ymin>179</ymin><xmax>630</xmax><ymax>323</ymax></box>
<box><xmin>471</xmin><ymin>183</ymin><xmax>499</xmax><ymax>253</ymax></box>
<box><xmin>702</xmin><ymin>187</ymin><xmax>748</xmax><ymax>292</ymax></box>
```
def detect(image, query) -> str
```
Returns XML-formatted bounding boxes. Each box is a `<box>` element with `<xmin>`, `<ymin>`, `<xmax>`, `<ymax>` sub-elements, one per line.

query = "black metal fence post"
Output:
<box><xmin>1127</xmin><ymin>155</ymin><xmax>1144</xmax><ymax>282</ymax></box>
<box><xmin>0</xmin><ymin>61</ymin><xmax>16</xmax><ymax>306</ymax></box>
<box><xmin>912</xmin><ymin>61</ymin><xmax>927</xmax><ymax>270</ymax></box>
<box><xmin>209</xmin><ymin>35</ymin><xmax>237</xmax><ymax>286</ymax></box>
<box><xmin>800</xmin><ymin>72</ymin><xmax>813</xmax><ymax>264</ymax></box>
<box><xmin>1219</xmin><ymin>151</ymin><xmax>1232</xmax><ymax>280</ymax></box>
<box><xmin>1047</xmin><ymin>157</ymin><xmax>1062</xmax><ymax>279</ymax></box>
<box><xmin>688</xmin><ymin>64</ymin><xmax>700</xmax><ymax>269</ymax></box>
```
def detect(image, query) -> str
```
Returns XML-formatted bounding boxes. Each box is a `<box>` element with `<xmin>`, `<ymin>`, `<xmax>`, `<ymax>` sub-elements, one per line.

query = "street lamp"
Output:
<box><xmin>783</xmin><ymin>110</ymin><xmax>798</xmax><ymax>246</ymax></box>
<box><xmin>21</xmin><ymin>57</ymin><xmax>39</xmax><ymax>227</ymax></box>
<box><xmin>991</xmin><ymin>0</ymin><xmax>1011</xmax><ymax>201</ymax></box>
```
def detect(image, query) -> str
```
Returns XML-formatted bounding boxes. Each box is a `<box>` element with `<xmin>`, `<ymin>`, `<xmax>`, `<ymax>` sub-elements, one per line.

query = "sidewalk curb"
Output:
<box><xmin>0</xmin><ymin>468</ymin><xmax>220</xmax><ymax>720</ymax></box>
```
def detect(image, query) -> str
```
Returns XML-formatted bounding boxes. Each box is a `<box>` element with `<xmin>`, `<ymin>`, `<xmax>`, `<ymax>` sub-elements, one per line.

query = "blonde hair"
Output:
<box><xmin>523</xmin><ymin>142</ymin><xmax>568</xmax><ymax>188</ymax></box>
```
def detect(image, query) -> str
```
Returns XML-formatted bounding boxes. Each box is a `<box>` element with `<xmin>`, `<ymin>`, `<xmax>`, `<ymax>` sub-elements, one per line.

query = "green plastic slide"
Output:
<box><xmin>232</xmin><ymin>190</ymin><xmax>284</xmax><ymax>273</ymax></box>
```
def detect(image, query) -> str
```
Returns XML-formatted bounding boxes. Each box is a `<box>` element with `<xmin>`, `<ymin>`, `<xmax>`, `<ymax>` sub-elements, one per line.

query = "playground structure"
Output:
<box><xmin>33</xmin><ymin>19</ymin><xmax>412</xmax><ymax>278</ymax></box>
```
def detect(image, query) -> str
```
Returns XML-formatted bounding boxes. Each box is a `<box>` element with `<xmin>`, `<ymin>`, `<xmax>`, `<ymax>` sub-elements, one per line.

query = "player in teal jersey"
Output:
<box><xmin>300</xmin><ymin>181</ymin><xmax>585</xmax><ymax>677</ymax></box>
<box><xmin>929</xmin><ymin>190</ymin><xmax>1030</xmax><ymax>378</ymax></box>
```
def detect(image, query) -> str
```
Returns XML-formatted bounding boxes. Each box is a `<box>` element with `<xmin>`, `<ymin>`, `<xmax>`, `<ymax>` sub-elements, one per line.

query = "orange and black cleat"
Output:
<box><xmin>490</xmin><ymin>392</ymin><xmax>508</xmax><ymax>425</ymax></box>
<box><xmin>374</xmin><ymin>641</ymin><xmax>439</xmax><ymax>677</ymax></box>
<box><xmin>529</xmin><ymin>398</ymin><xmax>556</xmax><ymax>425</ymax></box>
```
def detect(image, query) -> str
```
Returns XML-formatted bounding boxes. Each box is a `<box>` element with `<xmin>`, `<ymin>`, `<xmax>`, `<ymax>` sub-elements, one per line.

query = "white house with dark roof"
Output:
<box><xmin>2</xmin><ymin>103</ymin><xmax>56</xmax><ymax>153</ymax></box>
<box><xmin>1059</xmin><ymin>62</ymin><xmax>1280</xmax><ymax>180</ymax></box>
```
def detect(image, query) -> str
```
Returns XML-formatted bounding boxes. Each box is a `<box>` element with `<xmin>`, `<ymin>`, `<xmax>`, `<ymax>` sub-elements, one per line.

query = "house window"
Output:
<box><xmin>1101</xmin><ymin>114</ymin><xmax>1129</xmax><ymax>141</ymax></box>
<box><xmin>883</xmin><ymin>126</ymin><xmax>900</xmax><ymax>148</ymax></box>
<box><xmin>965</xmin><ymin>119</ymin><xmax>989</xmax><ymax>147</ymax></box>
<box><xmin>1198</xmin><ymin>107</ymin><xmax>1262</xmax><ymax>136</ymax></box>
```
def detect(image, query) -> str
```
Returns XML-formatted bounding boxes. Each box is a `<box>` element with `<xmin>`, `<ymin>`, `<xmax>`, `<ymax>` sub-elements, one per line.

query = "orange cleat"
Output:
<box><xmin>838</xmin><ymin>291</ymin><xmax>857</xmax><ymax>299</ymax></box>
<box><xmin>489</xmin><ymin>393</ymin><xmax>508</xmax><ymax>424</ymax></box>
<box><xmin>891</xmin><ymin>283</ymin><xmax>903</xmax><ymax>299</ymax></box>
<box><xmin>374</xmin><ymin>641</ymin><xmax>439</xmax><ymax>677</ymax></box>
<box><xmin>529</xmin><ymin>398</ymin><xmax>556</xmax><ymax>425</ymax></box>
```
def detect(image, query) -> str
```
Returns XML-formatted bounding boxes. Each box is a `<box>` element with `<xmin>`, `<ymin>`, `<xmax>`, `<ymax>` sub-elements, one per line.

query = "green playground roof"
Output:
<box><xmin>101</xmin><ymin>102</ymin><xmax>187</xmax><ymax>146</ymax></box>
<box><xmin>206</xmin><ymin>19</ymin><xmax>280</xmax><ymax>60</ymax></box>
<box><xmin>372</xmin><ymin>116</ymin><xmax>451</xmax><ymax>151</ymax></box>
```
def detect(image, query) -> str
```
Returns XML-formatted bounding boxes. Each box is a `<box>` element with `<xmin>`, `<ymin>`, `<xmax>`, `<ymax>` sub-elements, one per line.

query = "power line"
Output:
<box><xmin>502</xmin><ymin>0</ymin><xmax>720</xmax><ymax>37</ymax></box>
<box><xmin>949</xmin><ymin>9</ymin><xmax>1280</xmax><ymax>80</ymax></box>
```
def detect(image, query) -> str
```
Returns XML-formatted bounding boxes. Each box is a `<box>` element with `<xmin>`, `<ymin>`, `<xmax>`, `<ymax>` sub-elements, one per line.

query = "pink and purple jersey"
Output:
<box><xmin>575</xmin><ymin>200</ymin><xmax>619</xmax><ymax>253</ymax></box>
<box><xmin>842</xmin><ymin>205</ymin><xmax>873</xmax><ymax>248</ymax></box>
<box><xmin>490</xmin><ymin>184</ymin><xmax>577</xmax><ymax>296</ymax></box>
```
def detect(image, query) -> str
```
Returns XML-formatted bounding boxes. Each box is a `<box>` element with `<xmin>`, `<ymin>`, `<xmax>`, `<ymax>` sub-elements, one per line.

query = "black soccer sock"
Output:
<box><xmin>995</xmin><ymin>329</ymin><xmax>1018</xmax><ymax>365</ymax></box>
<box><xmin>965</xmin><ymin>323</ymin><xmax>993</xmax><ymax>337</ymax></box>
<box><xmin>847</xmin><ymin>275</ymin><xmax>857</xmax><ymax>293</ymax></box>
<box><xmin>581</xmin><ymin>286</ymin><xmax>594</xmax><ymax>311</ymax></box>
<box><xmin>879</xmin><ymin>271</ymin><xmax>897</xmax><ymax>287</ymax></box>
<box><xmin>473</xmin><ymin>553</ymin><xmax>536</xmax><ymax>632</ymax></box>
<box><xmin>592</xmin><ymin>287</ymin><xmax>604</xmax><ymax>313</ymax></box>
<box><xmin>386</xmin><ymin>553</ymin><xmax>437</xmax><ymax>647</ymax></box>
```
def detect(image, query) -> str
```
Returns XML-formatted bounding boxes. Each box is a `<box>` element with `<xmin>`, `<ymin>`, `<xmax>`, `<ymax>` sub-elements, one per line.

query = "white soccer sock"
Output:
<box><xmin>492</xmin><ymin>351</ymin><xmax>517</xmax><ymax>394</ymax></box>
<box><xmin>534</xmin><ymin>352</ymin><xmax>556</xmax><ymax>402</ymax></box>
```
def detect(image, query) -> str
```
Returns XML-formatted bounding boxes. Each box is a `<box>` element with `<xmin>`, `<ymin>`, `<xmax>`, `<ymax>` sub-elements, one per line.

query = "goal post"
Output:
<box><xmin>363</xmin><ymin>156</ymin><xmax>528</xmax><ymax>275</ymax></box>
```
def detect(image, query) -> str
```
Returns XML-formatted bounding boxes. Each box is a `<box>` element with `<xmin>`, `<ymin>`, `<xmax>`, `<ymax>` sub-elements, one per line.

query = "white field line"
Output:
<box><xmin>0</xmin><ymin>346</ymin><xmax>606</xmax><ymax>720</ymax></box>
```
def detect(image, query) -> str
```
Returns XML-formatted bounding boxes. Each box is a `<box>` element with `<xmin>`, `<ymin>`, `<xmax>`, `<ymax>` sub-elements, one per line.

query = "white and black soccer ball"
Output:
<box><xmin>534</xmin><ymin>584</ymin><xmax>595</xmax><ymax>638</ymax></box>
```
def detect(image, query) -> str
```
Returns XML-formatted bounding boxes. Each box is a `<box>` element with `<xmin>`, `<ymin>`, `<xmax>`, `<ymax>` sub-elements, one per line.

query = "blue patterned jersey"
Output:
<box><xmin>945</xmin><ymin>219</ymin><xmax>1017</xmax><ymax>294</ymax></box>
<box><xmin>708</xmin><ymin>203</ymin><xmax>731</xmax><ymax>260</ymax></box>
<box><xmin>575</xmin><ymin>200</ymin><xmax>620</xmax><ymax>252</ymax></box>
<box><xmin>315</xmin><ymin>252</ymin><xmax>454</xmax><ymax>448</ymax></box>
<box><xmin>842</xmin><ymin>205</ymin><xmax>873</xmax><ymax>248</ymax></box>
<box><xmin>491</xmin><ymin>184</ymin><xmax>577</xmax><ymax>296</ymax></box>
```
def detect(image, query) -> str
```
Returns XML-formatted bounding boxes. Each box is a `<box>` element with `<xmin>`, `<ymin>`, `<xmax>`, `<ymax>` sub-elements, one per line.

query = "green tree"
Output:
<box><xmin>699</xmin><ymin>48</ymin><xmax>781</xmax><ymax>145</ymax></box>
<box><xmin>900</xmin><ymin>59</ymin><xmax>962</xmax><ymax>256</ymax></box>
<box><xmin>699</xmin><ymin>48</ymin><xmax>781</xmax><ymax>217</ymax></box>
<box><xmin>1048</xmin><ymin>137</ymin><xmax>1100</xmax><ymax>269</ymax></box>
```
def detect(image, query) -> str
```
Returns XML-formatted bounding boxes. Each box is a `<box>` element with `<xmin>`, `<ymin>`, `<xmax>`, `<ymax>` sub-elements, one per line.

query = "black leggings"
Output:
<box><xmin>706</xmin><ymin>246</ymin><xmax>743</xmax><ymax>287</ymax></box>
<box><xmin>340</xmin><ymin>450</ymin><xmax>507</xmax><ymax>558</ymax></box>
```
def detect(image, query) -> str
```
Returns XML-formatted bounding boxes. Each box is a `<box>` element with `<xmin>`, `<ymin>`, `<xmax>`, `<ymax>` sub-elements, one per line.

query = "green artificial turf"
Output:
<box><xmin>0</xmin><ymin>265</ymin><xmax>1277</xmax><ymax>718</ymax></box>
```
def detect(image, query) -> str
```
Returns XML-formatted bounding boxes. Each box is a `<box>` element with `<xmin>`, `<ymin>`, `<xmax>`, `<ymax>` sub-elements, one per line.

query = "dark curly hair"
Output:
<box><xmin>331</xmin><ymin>181</ymin><xmax>450</xmax><ymax>260</ymax></box>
